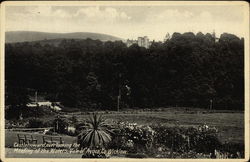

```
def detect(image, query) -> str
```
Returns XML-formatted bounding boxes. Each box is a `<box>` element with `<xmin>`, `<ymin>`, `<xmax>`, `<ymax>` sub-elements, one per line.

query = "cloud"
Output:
<box><xmin>148</xmin><ymin>9</ymin><xmax>194</xmax><ymax>22</ymax></box>
<box><xmin>28</xmin><ymin>6</ymin><xmax>53</xmax><ymax>17</ymax></box>
<box><xmin>11</xmin><ymin>6</ymin><xmax>131</xmax><ymax>23</ymax></box>
<box><xmin>28</xmin><ymin>6</ymin><xmax>72</xmax><ymax>18</ymax></box>
<box><xmin>73</xmin><ymin>7</ymin><xmax>131</xmax><ymax>22</ymax></box>
<box><xmin>146</xmin><ymin>9</ymin><xmax>215</xmax><ymax>24</ymax></box>
<box><xmin>6</xmin><ymin>6</ymin><xmax>72</xmax><ymax>19</ymax></box>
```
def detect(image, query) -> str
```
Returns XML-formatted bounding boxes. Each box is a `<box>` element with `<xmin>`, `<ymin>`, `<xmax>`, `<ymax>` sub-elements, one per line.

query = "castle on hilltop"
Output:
<box><xmin>126</xmin><ymin>31</ymin><xmax>219</xmax><ymax>48</ymax></box>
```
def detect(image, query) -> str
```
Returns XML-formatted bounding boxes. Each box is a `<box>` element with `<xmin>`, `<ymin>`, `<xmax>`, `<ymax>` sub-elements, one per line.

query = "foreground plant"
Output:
<box><xmin>78</xmin><ymin>113</ymin><xmax>112</xmax><ymax>149</ymax></box>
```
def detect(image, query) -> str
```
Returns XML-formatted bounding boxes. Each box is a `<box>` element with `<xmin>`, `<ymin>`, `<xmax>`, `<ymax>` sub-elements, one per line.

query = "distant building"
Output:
<box><xmin>137</xmin><ymin>37</ymin><xmax>143</xmax><ymax>46</ymax></box>
<box><xmin>27</xmin><ymin>101</ymin><xmax>62</xmax><ymax>111</ymax></box>
<box><xmin>27</xmin><ymin>91</ymin><xmax>62</xmax><ymax>111</ymax></box>
<box><xmin>126</xmin><ymin>39</ymin><xmax>138</xmax><ymax>47</ymax></box>
<box><xmin>138</xmin><ymin>36</ymin><xmax>149</xmax><ymax>48</ymax></box>
<box><xmin>126</xmin><ymin>36</ymin><xmax>150</xmax><ymax>48</ymax></box>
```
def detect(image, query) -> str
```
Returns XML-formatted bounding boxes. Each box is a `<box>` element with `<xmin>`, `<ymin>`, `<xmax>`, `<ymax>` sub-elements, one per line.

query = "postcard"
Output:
<box><xmin>0</xmin><ymin>1</ymin><xmax>249</xmax><ymax>162</ymax></box>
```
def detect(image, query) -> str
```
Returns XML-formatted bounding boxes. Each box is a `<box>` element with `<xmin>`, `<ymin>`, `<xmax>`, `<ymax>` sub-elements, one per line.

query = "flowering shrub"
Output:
<box><xmin>217</xmin><ymin>142</ymin><xmax>244</xmax><ymax>158</ymax></box>
<box><xmin>153</xmin><ymin>125</ymin><xmax>188</xmax><ymax>153</ymax></box>
<box><xmin>108</xmin><ymin>122</ymin><xmax>242</xmax><ymax>158</ymax></box>
<box><xmin>190</xmin><ymin>125</ymin><xmax>221</xmax><ymax>153</ymax></box>
<box><xmin>109</xmin><ymin>122</ymin><xmax>155</xmax><ymax>153</ymax></box>
<box><xmin>152</xmin><ymin>124</ymin><xmax>221</xmax><ymax>154</ymax></box>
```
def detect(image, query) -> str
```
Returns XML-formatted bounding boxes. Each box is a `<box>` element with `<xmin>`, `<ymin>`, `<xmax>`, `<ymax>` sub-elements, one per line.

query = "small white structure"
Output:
<box><xmin>52</xmin><ymin>105</ymin><xmax>62</xmax><ymax>111</ymax></box>
<box><xmin>27</xmin><ymin>101</ymin><xmax>62</xmax><ymax>111</ymax></box>
<box><xmin>67</xmin><ymin>126</ymin><xmax>76</xmax><ymax>134</ymax></box>
<box><xmin>26</xmin><ymin>103</ymin><xmax>38</xmax><ymax>107</ymax></box>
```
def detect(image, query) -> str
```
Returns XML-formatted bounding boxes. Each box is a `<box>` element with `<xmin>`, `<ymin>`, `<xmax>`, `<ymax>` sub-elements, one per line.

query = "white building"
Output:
<box><xmin>138</xmin><ymin>36</ymin><xmax>150</xmax><ymax>48</ymax></box>
<box><xmin>126</xmin><ymin>36</ymin><xmax>150</xmax><ymax>48</ymax></box>
<box><xmin>27</xmin><ymin>101</ymin><xmax>62</xmax><ymax>111</ymax></box>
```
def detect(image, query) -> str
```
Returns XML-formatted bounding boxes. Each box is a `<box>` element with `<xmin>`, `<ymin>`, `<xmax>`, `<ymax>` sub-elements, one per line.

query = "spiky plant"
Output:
<box><xmin>78</xmin><ymin>113</ymin><xmax>112</xmax><ymax>149</ymax></box>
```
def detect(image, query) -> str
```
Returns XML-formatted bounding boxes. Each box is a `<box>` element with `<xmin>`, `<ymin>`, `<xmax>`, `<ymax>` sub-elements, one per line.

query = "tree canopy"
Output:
<box><xmin>5</xmin><ymin>32</ymin><xmax>244</xmax><ymax>111</ymax></box>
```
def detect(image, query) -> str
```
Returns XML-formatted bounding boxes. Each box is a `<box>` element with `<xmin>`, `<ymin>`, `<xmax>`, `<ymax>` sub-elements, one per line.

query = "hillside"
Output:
<box><xmin>5</xmin><ymin>31</ymin><xmax>123</xmax><ymax>43</ymax></box>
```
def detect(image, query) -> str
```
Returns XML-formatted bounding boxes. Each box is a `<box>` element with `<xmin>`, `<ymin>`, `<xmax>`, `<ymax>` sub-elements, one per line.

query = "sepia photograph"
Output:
<box><xmin>0</xmin><ymin>1</ymin><xmax>249</xmax><ymax>161</ymax></box>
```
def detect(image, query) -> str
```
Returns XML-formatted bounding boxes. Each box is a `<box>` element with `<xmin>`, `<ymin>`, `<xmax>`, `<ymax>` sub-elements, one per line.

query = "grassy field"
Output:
<box><xmin>71</xmin><ymin>109</ymin><xmax>244</xmax><ymax>144</ymax></box>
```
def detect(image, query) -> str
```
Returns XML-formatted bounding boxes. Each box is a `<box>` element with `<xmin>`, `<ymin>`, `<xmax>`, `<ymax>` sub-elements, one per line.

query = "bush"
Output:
<box><xmin>5</xmin><ymin>119</ymin><xmax>28</xmax><ymax>128</ymax></box>
<box><xmin>110</xmin><ymin>122</ymin><xmax>221</xmax><ymax>155</ymax></box>
<box><xmin>75</xmin><ymin>122</ymin><xmax>87</xmax><ymax>135</ymax></box>
<box><xmin>109</xmin><ymin>122</ymin><xmax>155</xmax><ymax>153</ymax></box>
<box><xmin>27</xmin><ymin>118</ymin><xmax>45</xmax><ymax>128</ymax></box>
<box><xmin>43</xmin><ymin>120</ymin><xmax>54</xmax><ymax>127</ymax></box>
<box><xmin>26</xmin><ymin>118</ymin><xmax>53</xmax><ymax>129</ymax></box>
<box><xmin>69</xmin><ymin>115</ymin><xmax>78</xmax><ymax>124</ymax></box>
<box><xmin>218</xmin><ymin>142</ymin><xmax>244</xmax><ymax>158</ymax></box>
<box><xmin>108</xmin><ymin>122</ymin><xmax>242</xmax><ymax>158</ymax></box>
<box><xmin>5</xmin><ymin>106</ymin><xmax>22</xmax><ymax>120</ymax></box>
<box><xmin>153</xmin><ymin>125</ymin><xmax>188</xmax><ymax>152</ymax></box>
<box><xmin>24</xmin><ymin>106</ymin><xmax>55</xmax><ymax>118</ymax></box>
<box><xmin>152</xmin><ymin>124</ymin><xmax>221</xmax><ymax>154</ymax></box>
<box><xmin>53</xmin><ymin>117</ymin><xmax>69</xmax><ymax>134</ymax></box>
<box><xmin>6</xmin><ymin>106</ymin><xmax>56</xmax><ymax>120</ymax></box>
<box><xmin>191</xmin><ymin>125</ymin><xmax>221</xmax><ymax>153</ymax></box>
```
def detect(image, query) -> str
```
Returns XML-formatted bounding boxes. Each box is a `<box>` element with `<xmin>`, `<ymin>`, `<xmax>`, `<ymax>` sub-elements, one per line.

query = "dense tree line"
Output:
<box><xmin>5</xmin><ymin>32</ymin><xmax>244</xmax><ymax>112</ymax></box>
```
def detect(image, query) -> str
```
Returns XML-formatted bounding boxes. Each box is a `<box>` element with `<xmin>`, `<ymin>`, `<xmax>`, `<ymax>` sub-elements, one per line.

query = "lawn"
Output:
<box><xmin>73</xmin><ymin>109</ymin><xmax>244</xmax><ymax>143</ymax></box>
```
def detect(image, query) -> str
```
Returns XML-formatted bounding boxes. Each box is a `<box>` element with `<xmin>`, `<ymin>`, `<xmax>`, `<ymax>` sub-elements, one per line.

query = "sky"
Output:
<box><xmin>5</xmin><ymin>4</ymin><xmax>246</xmax><ymax>41</ymax></box>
